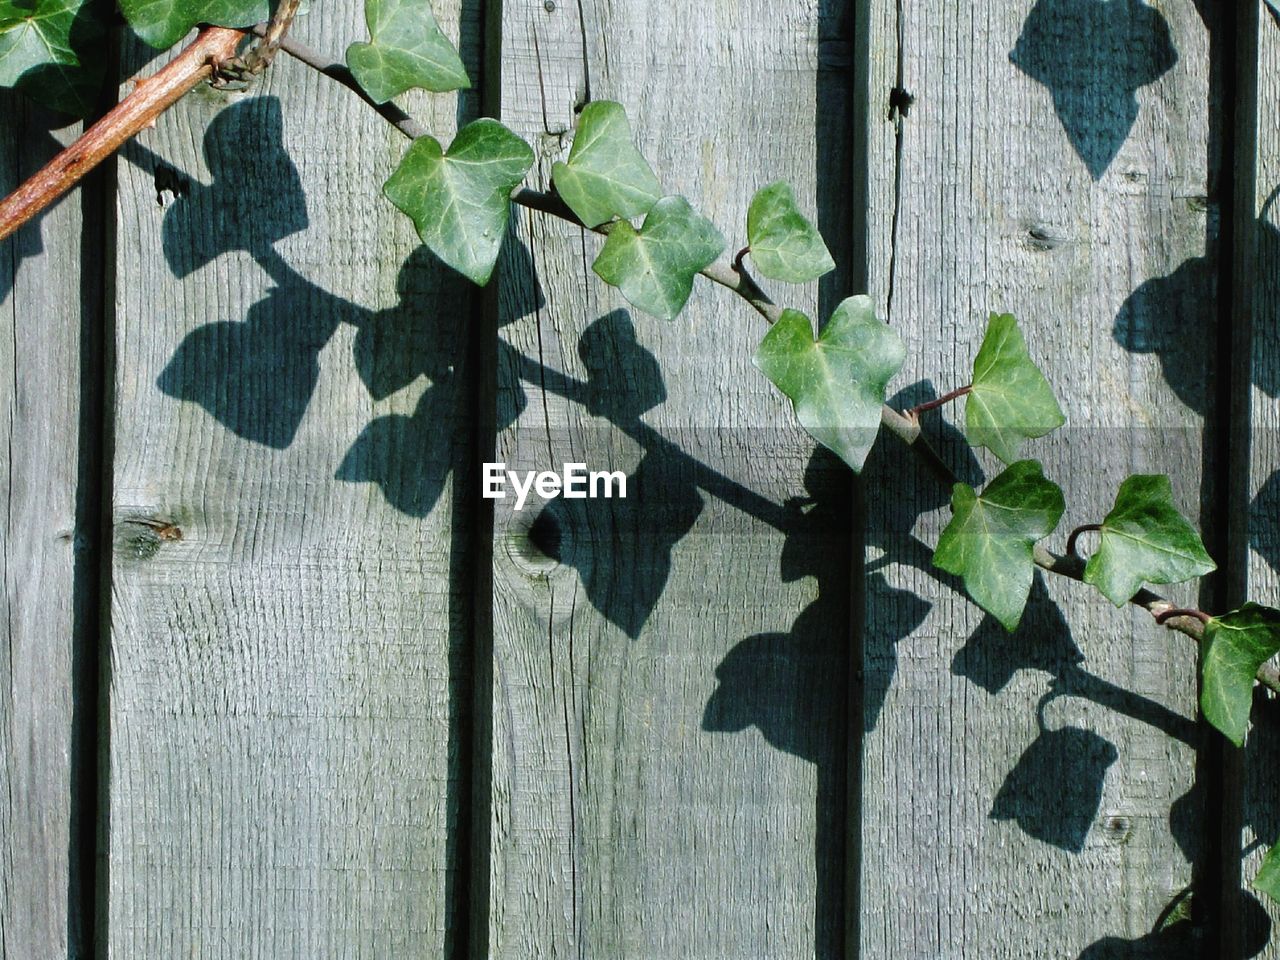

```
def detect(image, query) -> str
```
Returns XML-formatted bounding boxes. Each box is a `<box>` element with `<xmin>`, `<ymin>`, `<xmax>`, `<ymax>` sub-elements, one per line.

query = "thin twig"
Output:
<box><xmin>250</xmin><ymin>0</ymin><xmax>304</xmax><ymax>70</ymax></box>
<box><xmin>510</xmin><ymin>186</ymin><xmax>782</xmax><ymax>324</ymax></box>
<box><xmin>262</xmin><ymin>29</ymin><xmax>429</xmax><ymax>140</ymax></box>
<box><xmin>0</xmin><ymin>27</ymin><xmax>245</xmax><ymax>242</ymax></box>
<box><xmin>905</xmin><ymin>384</ymin><xmax>971</xmax><ymax>419</ymax></box>
<box><xmin>1154</xmin><ymin>607</ymin><xmax>1212</xmax><ymax>626</ymax></box>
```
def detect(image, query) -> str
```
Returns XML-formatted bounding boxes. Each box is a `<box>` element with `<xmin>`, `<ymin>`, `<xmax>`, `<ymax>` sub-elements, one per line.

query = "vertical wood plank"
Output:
<box><xmin>859</xmin><ymin>0</ymin><xmax>1212</xmax><ymax>953</ymax></box>
<box><xmin>488</xmin><ymin>0</ymin><xmax>855</xmax><ymax>956</ymax></box>
<box><xmin>0</xmin><ymin>103</ymin><xmax>103</xmax><ymax>960</ymax></box>
<box><xmin>1245</xmin><ymin>0</ymin><xmax>1280</xmax><ymax>943</ymax></box>
<box><xmin>104</xmin><ymin>8</ymin><xmax>478</xmax><ymax>954</ymax></box>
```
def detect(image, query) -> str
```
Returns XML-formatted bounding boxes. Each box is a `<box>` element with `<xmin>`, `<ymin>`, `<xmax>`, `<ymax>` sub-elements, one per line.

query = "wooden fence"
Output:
<box><xmin>2</xmin><ymin>0</ymin><xmax>1278</xmax><ymax>955</ymax></box>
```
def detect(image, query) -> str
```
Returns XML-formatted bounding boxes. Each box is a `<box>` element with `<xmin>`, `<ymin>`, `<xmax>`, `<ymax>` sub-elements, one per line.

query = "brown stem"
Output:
<box><xmin>249</xmin><ymin>0</ymin><xmax>304</xmax><ymax>70</ymax></box>
<box><xmin>733</xmin><ymin>246</ymin><xmax>750</xmax><ymax>271</ymax></box>
<box><xmin>268</xmin><ymin>31</ymin><xmax>428</xmax><ymax>139</ymax></box>
<box><xmin>1066</xmin><ymin>523</ymin><xmax>1103</xmax><ymax>559</ymax></box>
<box><xmin>0</xmin><ymin>27</ymin><xmax>245</xmax><ymax>243</ymax></box>
<box><xmin>268</xmin><ymin>40</ymin><xmax>786</xmax><ymax>325</ymax></box>
<box><xmin>905</xmin><ymin>384</ymin><xmax>972</xmax><ymax>419</ymax></box>
<box><xmin>510</xmin><ymin>186</ymin><xmax>782</xmax><ymax>324</ymax></box>
<box><xmin>1154</xmin><ymin>607</ymin><xmax>1212</xmax><ymax>626</ymax></box>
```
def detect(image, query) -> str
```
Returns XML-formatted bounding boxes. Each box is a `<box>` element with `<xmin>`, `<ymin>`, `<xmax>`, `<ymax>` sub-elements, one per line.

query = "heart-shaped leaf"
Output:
<box><xmin>591</xmin><ymin>195</ymin><xmax>724</xmax><ymax>318</ymax></box>
<box><xmin>384</xmin><ymin>118</ymin><xmax>534</xmax><ymax>285</ymax></box>
<box><xmin>965</xmin><ymin>313</ymin><xmax>1065</xmax><ymax>463</ymax></box>
<box><xmin>753</xmin><ymin>296</ymin><xmax>905</xmax><ymax>472</ymax></box>
<box><xmin>551</xmin><ymin>100</ymin><xmax>661</xmax><ymax>228</ymax></box>
<box><xmin>1254</xmin><ymin>843</ymin><xmax>1280</xmax><ymax>905</ymax></box>
<box><xmin>346</xmin><ymin>0</ymin><xmax>469</xmax><ymax>103</ymax></box>
<box><xmin>1200</xmin><ymin>602</ymin><xmax>1280</xmax><ymax>746</ymax></box>
<box><xmin>745</xmin><ymin>180</ymin><xmax>835</xmax><ymax>283</ymax></box>
<box><xmin>933</xmin><ymin>459</ymin><xmax>1065</xmax><ymax>631</ymax></box>
<box><xmin>1083</xmin><ymin>474</ymin><xmax>1215</xmax><ymax>606</ymax></box>
<box><xmin>120</xmin><ymin>0</ymin><xmax>269</xmax><ymax>50</ymax></box>
<box><xmin>0</xmin><ymin>0</ymin><xmax>107</xmax><ymax>115</ymax></box>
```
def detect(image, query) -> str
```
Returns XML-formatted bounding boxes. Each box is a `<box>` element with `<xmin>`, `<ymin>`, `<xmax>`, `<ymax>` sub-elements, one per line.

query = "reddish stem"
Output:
<box><xmin>1154</xmin><ymin>607</ymin><xmax>1212</xmax><ymax>626</ymax></box>
<box><xmin>0</xmin><ymin>27</ymin><xmax>245</xmax><ymax>243</ymax></box>
<box><xmin>905</xmin><ymin>385</ymin><xmax>972</xmax><ymax>419</ymax></box>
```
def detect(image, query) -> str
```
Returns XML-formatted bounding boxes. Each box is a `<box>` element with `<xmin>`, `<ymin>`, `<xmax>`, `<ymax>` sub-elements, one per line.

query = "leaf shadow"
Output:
<box><xmin>1074</xmin><ymin>890</ymin><xmax>1270</xmax><ymax>959</ymax></box>
<box><xmin>160</xmin><ymin>97</ymin><xmax>309</xmax><ymax>280</ymax></box>
<box><xmin>702</xmin><ymin>449</ymin><xmax>853</xmax><ymax>959</ymax></box>
<box><xmin>1112</xmin><ymin>192</ymin><xmax>1280</xmax><ymax>418</ymax></box>
<box><xmin>1010</xmin><ymin>0</ymin><xmax>1178</xmax><ymax>179</ymax></box>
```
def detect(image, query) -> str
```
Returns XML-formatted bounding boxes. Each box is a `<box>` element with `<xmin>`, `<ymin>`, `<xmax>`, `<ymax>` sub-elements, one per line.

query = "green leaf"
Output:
<box><xmin>551</xmin><ymin>100</ymin><xmax>661</xmax><ymax>228</ymax></box>
<box><xmin>965</xmin><ymin>313</ymin><xmax>1066</xmax><ymax>463</ymax></box>
<box><xmin>753</xmin><ymin>296</ymin><xmax>906</xmax><ymax>472</ymax></box>
<box><xmin>745</xmin><ymin>180</ymin><xmax>835</xmax><ymax>283</ymax></box>
<box><xmin>933</xmin><ymin>460</ymin><xmax>1065</xmax><ymax>631</ymax></box>
<box><xmin>346</xmin><ymin>0</ymin><xmax>469</xmax><ymax>103</ymax></box>
<box><xmin>591</xmin><ymin>195</ymin><xmax>724</xmax><ymax>318</ymax></box>
<box><xmin>1082</xmin><ymin>474</ymin><xmax>1216</xmax><ymax>606</ymax></box>
<box><xmin>383</xmin><ymin>118</ymin><xmax>534</xmax><ymax>285</ymax></box>
<box><xmin>120</xmin><ymin>0</ymin><xmax>268</xmax><ymax>50</ymax></box>
<box><xmin>0</xmin><ymin>0</ymin><xmax>107</xmax><ymax>116</ymax></box>
<box><xmin>1200</xmin><ymin>602</ymin><xmax>1280</xmax><ymax>746</ymax></box>
<box><xmin>1254</xmin><ymin>843</ymin><xmax>1280</xmax><ymax>905</ymax></box>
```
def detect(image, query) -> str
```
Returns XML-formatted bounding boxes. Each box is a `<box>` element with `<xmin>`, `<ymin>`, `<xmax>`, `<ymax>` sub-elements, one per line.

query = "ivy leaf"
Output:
<box><xmin>745</xmin><ymin>180</ymin><xmax>835</xmax><ymax>283</ymax></box>
<box><xmin>753</xmin><ymin>296</ymin><xmax>905</xmax><ymax>472</ymax></box>
<box><xmin>1083</xmin><ymin>474</ymin><xmax>1216</xmax><ymax>606</ymax></box>
<box><xmin>0</xmin><ymin>0</ymin><xmax>107</xmax><ymax>116</ymax></box>
<box><xmin>120</xmin><ymin>0</ymin><xmax>269</xmax><ymax>50</ymax></box>
<box><xmin>1200</xmin><ymin>603</ymin><xmax>1280</xmax><ymax>746</ymax></box>
<box><xmin>383</xmin><ymin>118</ymin><xmax>534</xmax><ymax>285</ymax></box>
<box><xmin>551</xmin><ymin>100</ymin><xmax>661</xmax><ymax>228</ymax></box>
<box><xmin>965</xmin><ymin>313</ymin><xmax>1066</xmax><ymax>463</ymax></box>
<box><xmin>346</xmin><ymin>0</ymin><xmax>469</xmax><ymax>103</ymax></box>
<box><xmin>1254</xmin><ymin>843</ymin><xmax>1280</xmax><ymax>905</ymax></box>
<box><xmin>591</xmin><ymin>195</ymin><xmax>724</xmax><ymax>318</ymax></box>
<box><xmin>933</xmin><ymin>460</ymin><xmax>1065</xmax><ymax>631</ymax></box>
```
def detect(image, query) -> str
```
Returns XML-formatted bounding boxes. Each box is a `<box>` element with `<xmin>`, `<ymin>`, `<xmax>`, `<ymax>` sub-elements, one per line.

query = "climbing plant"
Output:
<box><xmin>3</xmin><ymin>0</ymin><xmax>1280</xmax><ymax>928</ymax></box>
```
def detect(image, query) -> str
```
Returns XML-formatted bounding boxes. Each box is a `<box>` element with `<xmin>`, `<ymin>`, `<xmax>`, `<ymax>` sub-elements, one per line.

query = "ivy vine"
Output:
<box><xmin>3</xmin><ymin>0</ymin><xmax>1280</xmax><ymax>924</ymax></box>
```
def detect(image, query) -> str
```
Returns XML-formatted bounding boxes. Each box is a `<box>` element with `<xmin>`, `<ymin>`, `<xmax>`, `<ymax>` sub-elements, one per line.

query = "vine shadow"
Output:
<box><xmin>520</xmin><ymin>311</ymin><xmax>703</xmax><ymax>639</ymax></box>
<box><xmin>1010</xmin><ymin>0</ymin><xmax>1178</xmax><ymax>179</ymax></box>
<box><xmin>139</xmin><ymin>84</ymin><xmax>494</xmax><ymax>958</ymax></box>
<box><xmin>702</xmin><ymin>450</ymin><xmax>859</xmax><ymax>959</ymax></box>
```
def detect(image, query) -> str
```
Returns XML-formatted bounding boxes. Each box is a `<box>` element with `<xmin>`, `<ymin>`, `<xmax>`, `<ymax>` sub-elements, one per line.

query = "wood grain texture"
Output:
<box><xmin>487</xmin><ymin>0</ymin><xmax>855</xmax><ymax>956</ymax></box>
<box><xmin>104</xmin><ymin>8</ymin><xmax>478</xmax><ymax>955</ymax></box>
<box><xmin>0</xmin><ymin>101</ymin><xmax>103</xmax><ymax>960</ymax></box>
<box><xmin>1245</xmin><ymin>0</ymin><xmax>1280</xmax><ymax>940</ymax></box>
<box><xmin>859</xmin><ymin>0</ymin><xmax>1213</xmax><ymax>954</ymax></box>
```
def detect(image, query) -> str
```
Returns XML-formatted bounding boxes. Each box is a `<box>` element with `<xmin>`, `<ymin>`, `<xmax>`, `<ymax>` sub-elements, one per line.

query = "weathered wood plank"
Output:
<box><xmin>487</xmin><ymin>0</ymin><xmax>854</xmax><ymax>956</ymax></box>
<box><xmin>104</xmin><ymin>11</ymin><xmax>477</xmax><ymax>955</ymax></box>
<box><xmin>1245</xmin><ymin>0</ymin><xmax>1280</xmax><ymax>942</ymax></box>
<box><xmin>0</xmin><ymin>101</ymin><xmax>103</xmax><ymax>960</ymax></box>
<box><xmin>859</xmin><ymin>0</ymin><xmax>1212</xmax><ymax>953</ymax></box>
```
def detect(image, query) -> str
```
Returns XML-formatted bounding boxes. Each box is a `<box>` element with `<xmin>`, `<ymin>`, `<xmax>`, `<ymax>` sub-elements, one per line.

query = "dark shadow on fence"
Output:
<box><xmin>702</xmin><ymin>450</ymin><xmax>852</xmax><ymax>960</ymax></box>
<box><xmin>1009</xmin><ymin>0</ymin><xmax>1177</xmax><ymax>179</ymax></box>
